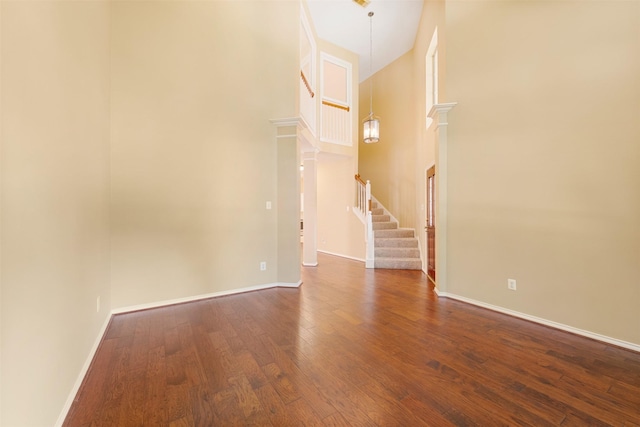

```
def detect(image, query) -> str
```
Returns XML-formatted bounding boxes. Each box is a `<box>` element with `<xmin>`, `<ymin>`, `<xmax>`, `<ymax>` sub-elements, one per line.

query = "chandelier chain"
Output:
<box><xmin>369</xmin><ymin>11</ymin><xmax>374</xmax><ymax>115</ymax></box>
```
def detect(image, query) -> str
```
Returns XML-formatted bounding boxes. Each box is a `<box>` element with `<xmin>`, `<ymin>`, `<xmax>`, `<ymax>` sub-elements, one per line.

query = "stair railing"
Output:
<box><xmin>354</xmin><ymin>174</ymin><xmax>375</xmax><ymax>268</ymax></box>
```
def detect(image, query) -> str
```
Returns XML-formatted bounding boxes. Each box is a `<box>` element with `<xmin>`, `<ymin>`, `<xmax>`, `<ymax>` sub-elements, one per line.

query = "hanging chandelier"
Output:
<box><xmin>363</xmin><ymin>11</ymin><xmax>380</xmax><ymax>144</ymax></box>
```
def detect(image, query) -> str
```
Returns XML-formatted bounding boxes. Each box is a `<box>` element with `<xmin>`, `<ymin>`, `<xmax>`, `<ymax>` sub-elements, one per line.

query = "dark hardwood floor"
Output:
<box><xmin>64</xmin><ymin>253</ymin><xmax>640</xmax><ymax>426</ymax></box>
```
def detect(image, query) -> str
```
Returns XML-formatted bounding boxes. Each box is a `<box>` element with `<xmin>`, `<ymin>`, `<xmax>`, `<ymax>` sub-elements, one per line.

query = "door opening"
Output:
<box><xmin>426</xmin><ymin>166</ymin><xmax>436</xmax><ymax>283</ymax></box>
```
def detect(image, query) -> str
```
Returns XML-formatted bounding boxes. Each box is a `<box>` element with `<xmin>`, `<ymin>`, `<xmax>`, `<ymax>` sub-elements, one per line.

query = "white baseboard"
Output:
<box><xmin>55</xmin><ymin>313</ymin><xmax>112</xmax><ymax>427</ymax></box>
<box><xmin>275</xmin><ymin>280</ymin><xmax>303</xmax><ymax>288</ymax></box>
<box><xmin>112</xmin><ymin>281</ymin><xmax>301</xmax><ymax>314</ymax></box>
<box><xmin>435</xmin><ymin>290</ymin><xmax>640</xmax><ymax>353</ymax></box>
<box><xmin>317</xmin><ymin>250</ymin><xmax>365</xmax><ymax>263</ymax></box>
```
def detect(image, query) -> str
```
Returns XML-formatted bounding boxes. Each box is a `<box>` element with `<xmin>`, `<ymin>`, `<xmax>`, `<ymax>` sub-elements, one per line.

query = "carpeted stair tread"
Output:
<box><xmin>367</xmin><ymin>199</ymin><xmax>421</xmax><ymax>270</ymax></box>
<box><xmin>372</xmin><ymin>222</ymin><xmax>398</xmax><ymax>230</ymax></box>
<box><xmin>375</xmin><ymin>237</ymin><xmax>419</xmax><ymax>248</ymax></box>
<box><xmin>375</xmin><ymin>247</ymin><xmax>420</xmax><ymax>258</ymax></box>
<box><xmin>374</xmin><ymin>228</ymin><xmax>415</xmax><ymax>238</ymax></box>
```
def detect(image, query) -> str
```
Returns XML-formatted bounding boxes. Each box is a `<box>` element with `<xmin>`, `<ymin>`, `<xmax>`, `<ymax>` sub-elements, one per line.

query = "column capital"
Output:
<box><xmin>427</xmin><ymin>102</ymin><xmax>458</xmax><ymax>128</ymax></box>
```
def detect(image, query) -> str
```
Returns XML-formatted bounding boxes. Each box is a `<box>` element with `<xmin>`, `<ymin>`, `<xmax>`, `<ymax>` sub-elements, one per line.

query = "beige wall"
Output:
<box><xmin>445</xmin><ymin>0</ymin><xmax>640</xmax><ymax>345</ymax></box>
<box><xmin>315</xmin><ymin>39</ymin><xmax>364</xmax><ymax>261</ymax></box>
<box><xmin>1</xmin><ymin>1</ymin><xmax>301</xmax><ymax>424</ymax></box>
<box><xmin>317</xmin><ymin>153</ymin><xmax>366</xmax><ymax>259</ymax></box>
<box><xmin>359</xmin><ymin>51</ymin><xmax>417</xmax><ymax>227</ymax></box>
<box><xmin>1</xmin><ymin>2</ymin><xmax>111</xmax><ymax>425</ymax></box>
<box><xmin>358</xmin><ymin>0</ymin><xmax>445</xmax><ymax>269</ymax></box>
<box><xmin>110</xmin><ymin>1</ymin><xmax>299</xmax><ymax>309</ymax></box>
<box><xmin>360</xmin><ymin>0</ymin><xmax>639</xmax><ymax>345</ymax></box>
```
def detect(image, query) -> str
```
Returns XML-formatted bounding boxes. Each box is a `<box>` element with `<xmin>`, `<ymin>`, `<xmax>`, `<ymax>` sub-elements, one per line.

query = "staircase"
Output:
<box><xmin>371</xmin><ymin>201</ymin><xmax>422</xmax><ymax>270</ymax></box>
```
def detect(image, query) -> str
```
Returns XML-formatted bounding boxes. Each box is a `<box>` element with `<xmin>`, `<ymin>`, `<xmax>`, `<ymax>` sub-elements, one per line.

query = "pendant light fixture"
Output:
<box><xmin>363</xmin><ymin>11</ymin><xmax>380</xmax><ymax>144</ymax></box>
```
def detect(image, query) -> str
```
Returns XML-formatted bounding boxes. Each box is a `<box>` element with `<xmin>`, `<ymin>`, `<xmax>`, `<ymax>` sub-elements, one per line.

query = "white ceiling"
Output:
<box><xmin>306</xmin><ymin>0</ymin><xmax>424</xmax><ymax>82</ymax></box>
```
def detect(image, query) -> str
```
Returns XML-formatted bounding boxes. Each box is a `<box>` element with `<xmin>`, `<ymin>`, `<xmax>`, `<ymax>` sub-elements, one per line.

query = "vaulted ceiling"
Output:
<box><xmin>306</xmin><ymin>0</ymin><xmax>424</xmax><ymax>82</ymax></box>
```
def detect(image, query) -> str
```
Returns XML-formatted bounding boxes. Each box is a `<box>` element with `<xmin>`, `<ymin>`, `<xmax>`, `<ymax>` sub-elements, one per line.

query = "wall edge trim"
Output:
<box><xmin>111</xmin><ymin>282</ymin><xmax>300</xmax><ymax>315</ymax></box>
<box><xmin>435</xmin><ymin>290</ymin><xmax>640</xmax><ymax>353</ymax></box>
<box><xmin>317</xmin><ymin>250</ymin><xmax>365</xmax><ymax>263</ymax></box>
<box><xmin>55</xmin><ymin>313</ymin><xmax>113</xmax><ymax>427</ymax></box>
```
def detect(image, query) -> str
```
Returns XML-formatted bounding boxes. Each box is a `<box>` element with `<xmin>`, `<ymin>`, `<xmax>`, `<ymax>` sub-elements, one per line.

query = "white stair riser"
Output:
<box><xmin>374</xmin><ymin>258</ymin><xmax>422</xmax><ymax>270</ymax></box>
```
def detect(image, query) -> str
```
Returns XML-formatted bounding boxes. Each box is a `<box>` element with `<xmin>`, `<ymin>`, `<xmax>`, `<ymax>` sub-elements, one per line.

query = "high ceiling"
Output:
<box><xmin>306</xmin><ymin>0</ymin><xmax>424</xmax><ymax>82</ymax></box>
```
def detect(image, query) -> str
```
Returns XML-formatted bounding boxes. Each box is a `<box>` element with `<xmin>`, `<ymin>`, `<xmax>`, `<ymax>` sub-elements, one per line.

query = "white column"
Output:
<box><xmin>427</xmin><ymin>102</ymin><xmax>457</xmax><ymax>295</ymax></box>
<box><xmin>270</xmin><ymin>118</ymin><xmax>302</xmax><ymax>286</ymax></box>
<box><xmin>302</xmin><ymin>150</ymin><xmax>318</xmax><ymax>266</ymax></box>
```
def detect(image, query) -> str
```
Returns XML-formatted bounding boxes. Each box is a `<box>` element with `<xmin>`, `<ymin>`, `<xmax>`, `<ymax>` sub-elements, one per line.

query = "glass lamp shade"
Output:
<box><xmin>363</xmin><ymin>115</ymin><xmax>380</xmax><ymax>144</ymax></box>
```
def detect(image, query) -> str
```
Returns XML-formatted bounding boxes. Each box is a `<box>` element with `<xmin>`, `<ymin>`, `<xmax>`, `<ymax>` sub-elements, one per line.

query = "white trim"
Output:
<box><xmin>320</xmin><ymin>53</ymin><xmax>352</xmax><ymax>105</ymax></box>
<box><xmin>300</xmin><ymin>9</ymin><xmax>316</xmax><ymax>89</ymax></box>
<box><xmin>274</xmin><ymin>281</ymin><xmax>303</xmax><ymax>288</ymax></box>
<box><xmin>317</xmin><ymin>249</ymin><xmax>365</xmax><ymax>263</ymax></box>
<box><xmin>436</xmin><ymin>291</ymin><xmax>640</xmax><ymax>353</ymax></box>
<box><xmin>302</xmin><ymin>262</ymin><xmax>319</xmax><ymax>267</ymax></box>
<box><xmin>55</xmin><ymin>313</ymin><xmax>112</xmax><ymax>427</ymax></box>
<box><xmin>427</xmin><ymin>102</ymin><xmax>458</xmax><ymax>127</ymax></box>
<box><xmin>112</xmin><ymin>282</ymin><xmax>302</xmax><ymax>314</ymax></box>
<box><xmin>276</xmin><ymin>133</ymin><xmax>298</xmax><ymax>139</ymax></box>
<box><xmin>425</xmin><ymin>27</ymin><xmax>439</xmax><ymax>129</ymax></box>
<box><xmin>270</xmin><ymin>117</ymin><xmax>302</xmax><ymax>139</ymax></box>
<box><xmin>319</xmin><ymin>52</ymin><xmax>352</xmax><ymax>146</ymax></box>
<box><xmin>269</xmin><ymin>117</ymin><xmax>302</xmax><ymax>127</ymax></box>
<box><xmin>299</xmin><ymin>8</ymin><xmax>317</xmax><ymax>136</ymax></box>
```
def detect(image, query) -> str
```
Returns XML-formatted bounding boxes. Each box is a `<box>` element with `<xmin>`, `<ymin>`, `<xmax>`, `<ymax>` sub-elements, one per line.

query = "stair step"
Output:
<box><xmin>375</xmin><ymin>247</ymin><xmax>420</xmax><ymax>258</ymax></box>
<box><xmin>374</xmin><ymin>257</ymin><xmax>422</xmax><ymax>270</ymax></box>
<box><xmin>374</xmin><ymin>228</ymin><xmax>414</xmax><ymax>238</ymax></box>
<box><xmin>367</xmin><ymin>199</ymin><xmax>421</xmax><ymax>271</ymax></box>
<box><xmin>372</xmin><ymin>222</ymin><xmax>398</xmax><ymax>230</ymax></box>
<box><xmin>375</xmin><ymin>237</ymin><xmax>419</xmax><ymax>248</ymax></box>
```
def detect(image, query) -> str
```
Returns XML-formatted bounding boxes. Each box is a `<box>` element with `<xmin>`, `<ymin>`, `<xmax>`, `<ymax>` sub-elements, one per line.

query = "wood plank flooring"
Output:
<box><xmin>64</xmin><ymin>253</ymin><xmax>640</xmax><ymax>426</ymax></box>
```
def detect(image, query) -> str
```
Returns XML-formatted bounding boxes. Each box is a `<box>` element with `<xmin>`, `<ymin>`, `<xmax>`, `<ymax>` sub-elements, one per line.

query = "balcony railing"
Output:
<box><xmin>321</xmin><ymin>99</ymin><xmax>350</xmax><ymax>145</ymax></box>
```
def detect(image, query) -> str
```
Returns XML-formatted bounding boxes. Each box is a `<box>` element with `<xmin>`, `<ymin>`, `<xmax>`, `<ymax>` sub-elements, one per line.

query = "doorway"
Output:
<box><xmin>426</xmin><ymin>166</ymin><xmax>436</xmax><ymax>283</ymax></box>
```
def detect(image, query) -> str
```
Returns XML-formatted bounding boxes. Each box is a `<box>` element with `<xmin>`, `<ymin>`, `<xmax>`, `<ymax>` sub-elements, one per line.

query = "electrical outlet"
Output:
<box><xmin>507</xmin><ymin>279</ymin><xmax>517</xmax><ymax>291</ymax></box>
<box><xmin>260</xmin><ymin>261</ymin><xmax>267</xmax><ymax>271</ymax></box>
<box><xmin>266</xmin><ymin>201</ymin><xmax>272</xmax><ymax>210</ymax></box>
<box><xmin>96</xmin><ymin>296</ymin><xmax>101</xmax><ymax>312</ymax></box>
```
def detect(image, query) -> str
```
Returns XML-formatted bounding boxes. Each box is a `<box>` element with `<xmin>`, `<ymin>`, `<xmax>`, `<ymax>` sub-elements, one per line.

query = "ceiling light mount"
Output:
<box><xmin>353</xmin><ymin>0</ymin><xmax>371</xmax><ymax>7</ymax></box>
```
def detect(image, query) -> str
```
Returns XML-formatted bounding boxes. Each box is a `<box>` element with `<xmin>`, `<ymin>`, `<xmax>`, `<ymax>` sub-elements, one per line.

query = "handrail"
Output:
<box><xmin>355</xmin><ymin>174</ymin><xmax>366</xmax><ymax>185</ymax></box>
<box><xmin>322</xmin><ymin>99</ymin><xmax>350</xmax><ymax>112</ymax></box>
<box><xmin>300</xmin><ymin>71</ymin><xmax>315</xmax><ymax>98</ymax></box>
